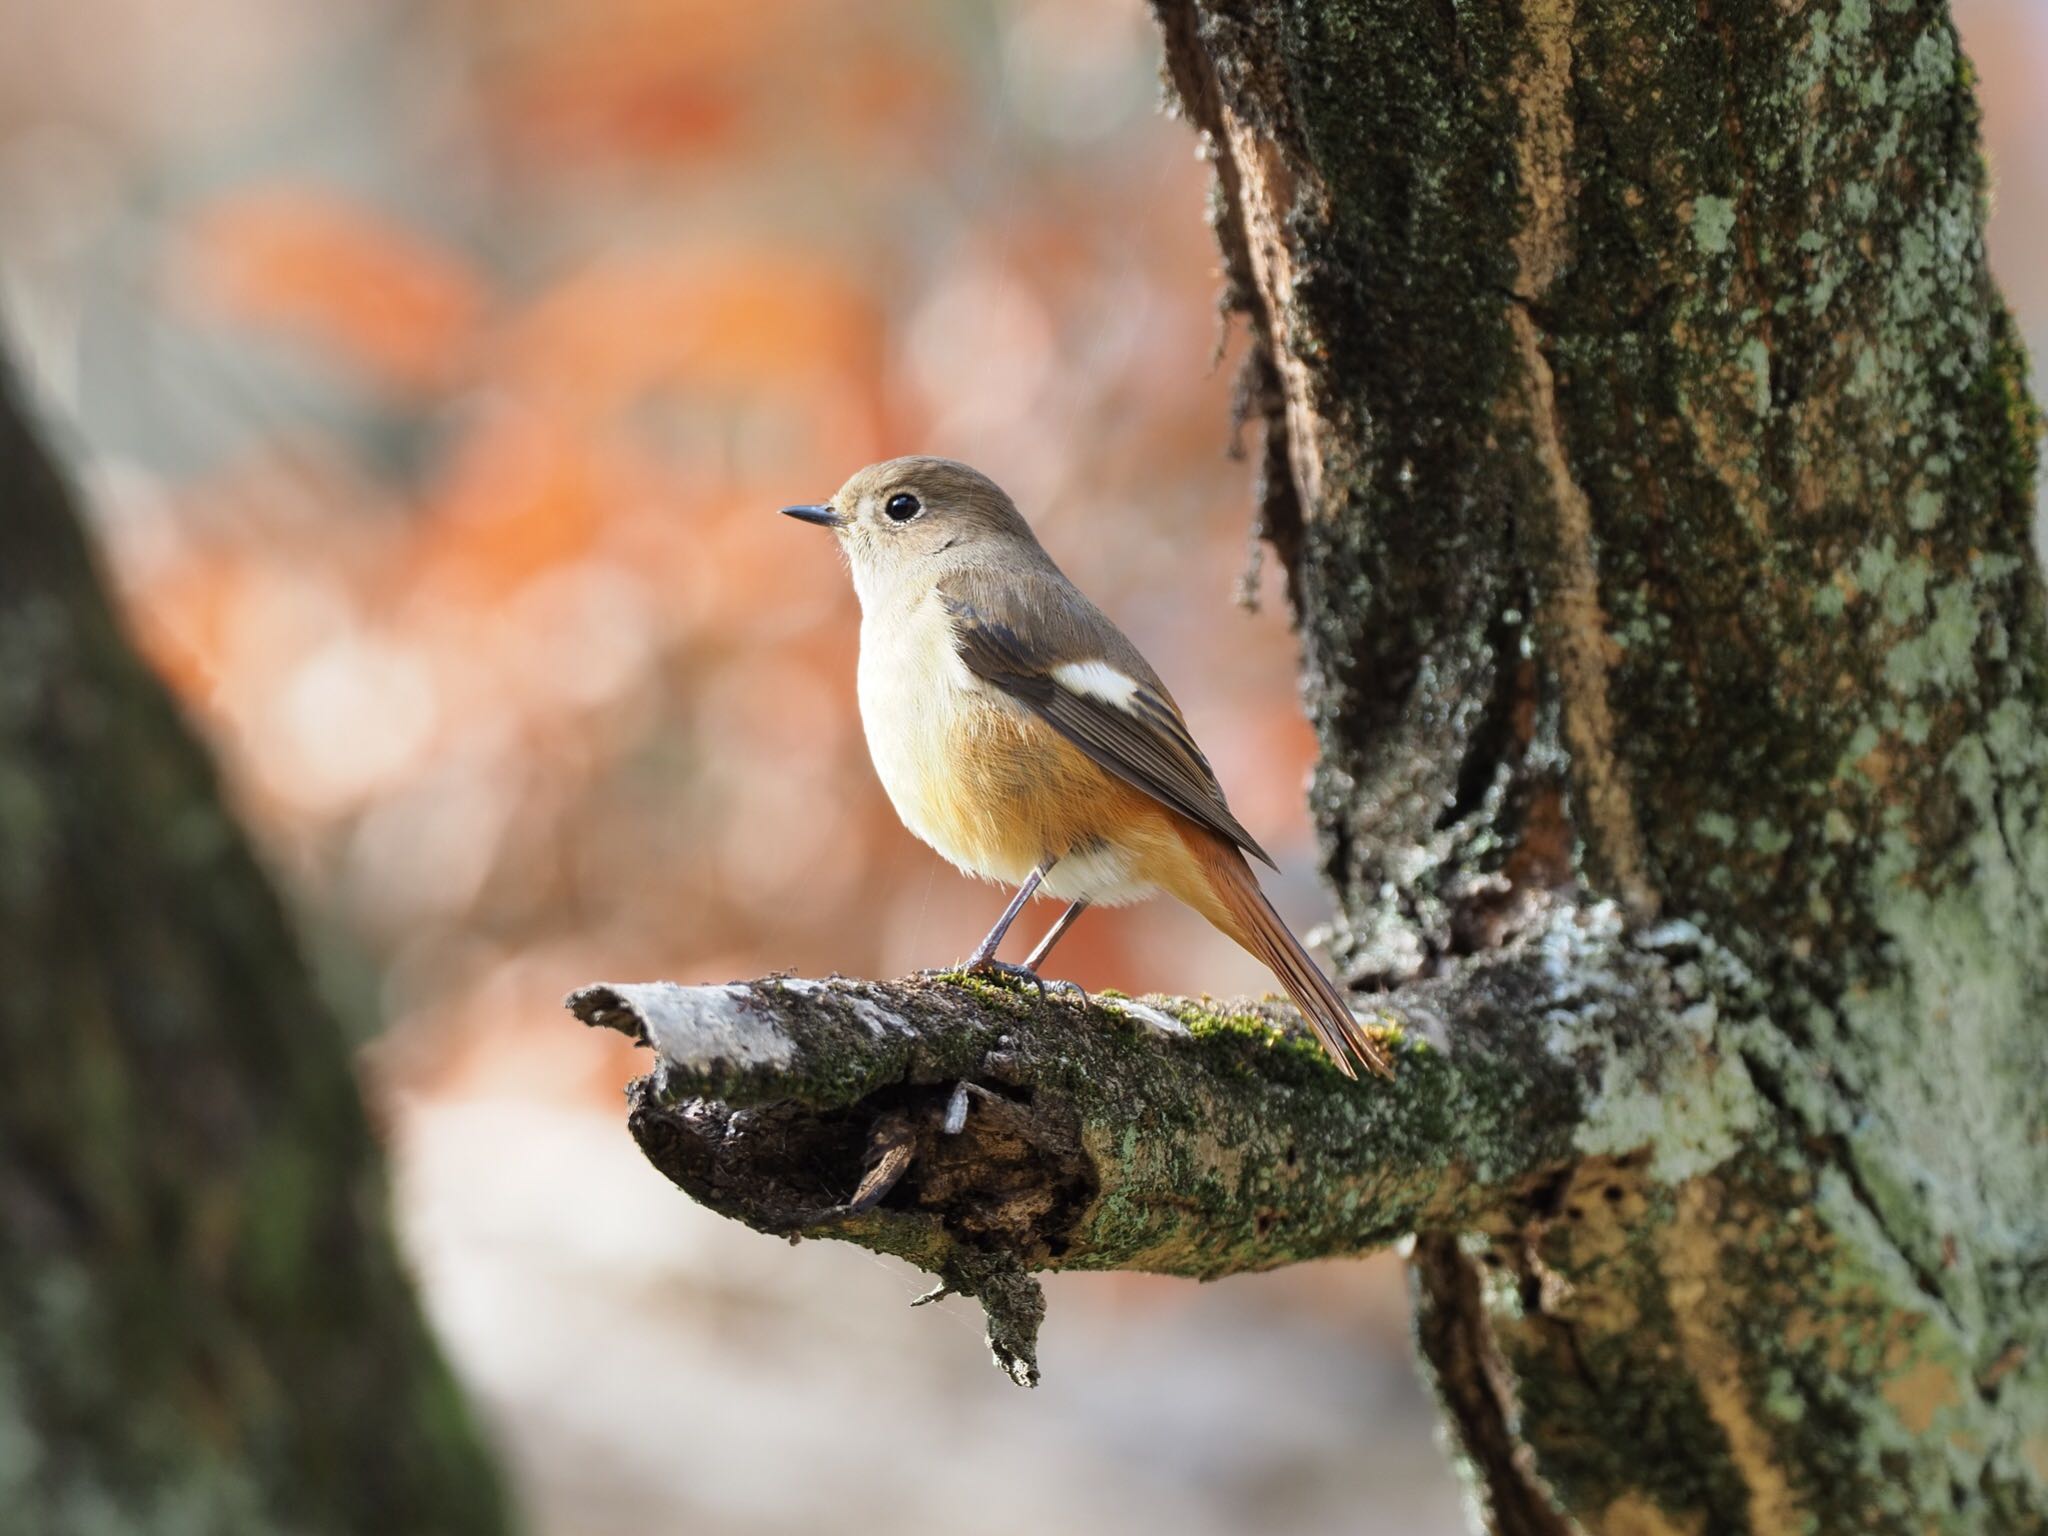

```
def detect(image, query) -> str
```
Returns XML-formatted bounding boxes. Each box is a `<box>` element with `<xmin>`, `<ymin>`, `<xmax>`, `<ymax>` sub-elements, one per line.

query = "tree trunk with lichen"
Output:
<box><xmin>573</xmin><ymin>0</ymin><xmax>2045</xmax><ymax>1531</ymax></box>
<box><xmin>0</xmin><ymin>358</ymin><xmax>507</xmax><ymax>1534</ymax></box>
<box><xmin>1155</xmin><ymin>0</ymin><xmax>2048</xmax><ymax>1528</ymax></box>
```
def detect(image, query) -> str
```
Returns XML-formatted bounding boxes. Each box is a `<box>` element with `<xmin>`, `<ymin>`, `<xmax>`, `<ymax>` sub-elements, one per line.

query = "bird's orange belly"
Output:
<box><xmin>862</xmin><ymin>664</ymin><xmax>1174</xmax><ymax>904</ymax></box>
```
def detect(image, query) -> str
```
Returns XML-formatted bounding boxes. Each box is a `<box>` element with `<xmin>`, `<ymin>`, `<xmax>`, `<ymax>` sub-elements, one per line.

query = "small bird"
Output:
<box><xmin>782</xmin><ymin>456</ymin><xmax>1391</xmax><ymax>1081</ymax></box>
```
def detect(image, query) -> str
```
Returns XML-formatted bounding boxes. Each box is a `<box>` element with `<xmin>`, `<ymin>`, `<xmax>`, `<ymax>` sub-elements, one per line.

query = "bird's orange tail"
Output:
<box><xmin>1169</xmin><ymin>825</ymin><xmax>1394</xmax><ymax>1081</ymax></box>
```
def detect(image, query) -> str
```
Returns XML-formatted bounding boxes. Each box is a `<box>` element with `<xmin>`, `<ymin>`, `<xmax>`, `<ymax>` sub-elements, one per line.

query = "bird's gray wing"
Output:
<box><xmin>940</xmin><ymin>587</ymin><xmax>1275</xmax><ymax>868</ymax></box>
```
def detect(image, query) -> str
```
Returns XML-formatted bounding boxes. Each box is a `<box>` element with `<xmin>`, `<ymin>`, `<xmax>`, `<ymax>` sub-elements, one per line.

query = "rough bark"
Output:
<box><xmin>1153</xmin><ymin>0</ymin><xmax>2048</xmax><ymax>1529</ymax></box>
<box><xmin>567</xmin><ymin>915</ymin><xmax>1662</xmax><ymax>1383</ymax></box>
<box><xmin>574</xmin><ymin>0</ymin><xmax>2047</xmax><ymax>1531</ymax></box>
<box><xmin>0</xmin><ymin>357</ymin><xmax>507</xmax><ymax>1534</ymax></box>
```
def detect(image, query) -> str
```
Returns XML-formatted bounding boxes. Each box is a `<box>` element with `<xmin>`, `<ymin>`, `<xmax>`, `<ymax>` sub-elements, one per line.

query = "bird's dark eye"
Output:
<box><xmin>884</xmin><ymin>492</ymin><xmax>922</xmax><ymax>522</ymax></box>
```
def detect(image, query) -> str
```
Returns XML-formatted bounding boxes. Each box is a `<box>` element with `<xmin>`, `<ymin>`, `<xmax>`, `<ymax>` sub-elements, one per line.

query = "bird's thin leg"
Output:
<box><xmin>966</xmin><ymin>863</ymin><xmax>1050</xmax><ymax>966</ymax></box>
<box><xmin>1023</xmin><ymin>899</ymin><xmax>1089</xmax><ymax>972</ymax></box>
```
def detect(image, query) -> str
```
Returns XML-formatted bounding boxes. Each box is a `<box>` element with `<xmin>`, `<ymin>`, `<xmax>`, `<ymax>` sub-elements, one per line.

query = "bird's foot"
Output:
<box><xmin>922</xmin><ymin>959</ymin><xmax>1088</xmax><ymax>1003</ymax></box>
<box><xmin>917</xmin><ymin>961</ymin><xmax>1023</xmax><ymax>990</ymax></box>
<box><xmin>925</xmin><ymin>962</ymin><xmax>1097</xmax><ymax>1011</ymax></box>
<box><xmin>963</xmin><ymin>958</ymin><xmax>1049</xmax><ymax>996</ymax></box>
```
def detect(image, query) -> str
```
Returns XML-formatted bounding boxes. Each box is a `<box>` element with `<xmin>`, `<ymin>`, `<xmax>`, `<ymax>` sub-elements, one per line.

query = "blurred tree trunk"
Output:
<box><xmin>1151</xmin><ymin>0</ymin><xmax>2047</xmax><ymax>1531</ymax></box>
<box><xmin>0</xmin><ymin>355</ymin><xmax>506</xmax><ymax>1533</ymax></box>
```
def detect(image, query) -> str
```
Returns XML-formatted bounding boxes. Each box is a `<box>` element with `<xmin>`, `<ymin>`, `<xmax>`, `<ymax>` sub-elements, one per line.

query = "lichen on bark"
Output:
<box><xmin>1147</xmin><ymin>0</ymin><xmax>2047</xmax><ymax>1528</ymax></box>
<box><xmin>569</xmin><ymin>908</ymin><xmax>1764</xmax><ymax>1384</ymax></box>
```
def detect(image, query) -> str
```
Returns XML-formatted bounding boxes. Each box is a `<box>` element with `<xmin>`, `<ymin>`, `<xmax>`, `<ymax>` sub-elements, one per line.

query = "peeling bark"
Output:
<box><xmin>1499</xmin><ymin>0</ymin><xmax>1658</xmax><ymax>920</ymax></box>
<box><xmin>1412</xmin><ymin>1233</ymin><xmax>1574</xmax><ymax>1536</ymax></box>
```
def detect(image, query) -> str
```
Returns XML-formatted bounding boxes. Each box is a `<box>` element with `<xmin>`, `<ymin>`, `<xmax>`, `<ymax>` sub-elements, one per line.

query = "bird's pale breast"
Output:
<box><xmin>856</xmin><ymin>590</ymin><xmax>1165</xmax><ymax>905</ymax></box>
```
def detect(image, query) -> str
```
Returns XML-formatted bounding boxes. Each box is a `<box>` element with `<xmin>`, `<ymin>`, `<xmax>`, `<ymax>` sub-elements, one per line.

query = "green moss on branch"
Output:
<box><xmin>565</xmin><ymin>909</ymin><xmax>1707</xmax><ymax>1381</ymax></box>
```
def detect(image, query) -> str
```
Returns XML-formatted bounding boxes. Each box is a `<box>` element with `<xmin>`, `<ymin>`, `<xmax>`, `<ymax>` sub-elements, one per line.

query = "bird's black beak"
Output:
<box><xmin>780</xmin><ymin>503</ymin><xmax>843</xmax><ymax>529</ymax></box>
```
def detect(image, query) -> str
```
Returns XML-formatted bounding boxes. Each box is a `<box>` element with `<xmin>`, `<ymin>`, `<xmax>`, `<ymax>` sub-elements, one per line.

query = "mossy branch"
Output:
<box><xmin>566</xmin><ymin>911</ymin><xmax>1679</xmax><ymax>1384</ymax></box>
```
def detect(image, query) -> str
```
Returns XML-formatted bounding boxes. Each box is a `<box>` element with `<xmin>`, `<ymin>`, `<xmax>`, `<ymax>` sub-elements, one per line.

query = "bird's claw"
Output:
<box><xmin>921</xmin><ymin>960</ymin><xmax>1088</xmax><ymax>1003</ymax></box>
<box><xmin>965</xmin><ymin>958</ymin><xmax>1049</xmax><ymax>996</ymax></box>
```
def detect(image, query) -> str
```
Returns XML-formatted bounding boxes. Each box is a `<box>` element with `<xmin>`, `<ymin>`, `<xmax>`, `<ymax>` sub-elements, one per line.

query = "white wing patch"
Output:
<box><xmin>1052</xmin><ymin>659</ymin><xmax>1141</xmax><ymax>709</ymax></box>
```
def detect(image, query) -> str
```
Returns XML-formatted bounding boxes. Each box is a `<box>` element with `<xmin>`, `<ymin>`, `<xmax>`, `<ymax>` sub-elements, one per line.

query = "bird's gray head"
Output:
<box><xmin>781</xmin><ymin>456</ymin><xmax>1041</xmax><ymax>602</ymax></box>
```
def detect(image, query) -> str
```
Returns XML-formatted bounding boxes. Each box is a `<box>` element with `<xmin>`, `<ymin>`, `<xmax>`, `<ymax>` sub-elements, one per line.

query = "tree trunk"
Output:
<box><xmin>1160</xmin><ymin>0</ymin><xmax>2047</xmax><ymax>1527</ymax></box>
<box><xmin>0</xmin><ymin>356</ymin><xmax>507</xmax><ymax>1534</ymax></box>
<box><xmin>572</xmin><ymin>0</ymin><xmax>2047</xmax><ymax>1530</ymax></box>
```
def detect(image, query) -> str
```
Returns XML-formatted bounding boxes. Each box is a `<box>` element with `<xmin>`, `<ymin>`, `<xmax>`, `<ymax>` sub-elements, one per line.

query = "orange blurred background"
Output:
<box><xmin>2</xmin><ymin>2</ymin><xmax>2041</xmax><ymax>1532</ymax></box>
